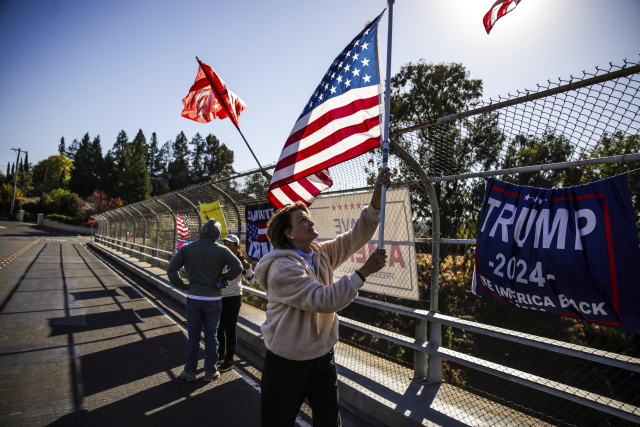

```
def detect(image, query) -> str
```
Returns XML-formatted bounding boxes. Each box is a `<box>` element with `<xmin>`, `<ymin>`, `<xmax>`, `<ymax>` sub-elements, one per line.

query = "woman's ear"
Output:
<box><xmin>284</xmin><ymin>228</ymin><xmax>292</xmax><ymax>240</ymax></box>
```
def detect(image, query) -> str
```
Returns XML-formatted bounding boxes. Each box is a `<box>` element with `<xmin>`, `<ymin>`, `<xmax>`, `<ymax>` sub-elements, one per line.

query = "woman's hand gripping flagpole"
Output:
<box><xmin>378</xmin><ymin>0</ymin><xmax>394</xmax><ymax>249</ymax></box>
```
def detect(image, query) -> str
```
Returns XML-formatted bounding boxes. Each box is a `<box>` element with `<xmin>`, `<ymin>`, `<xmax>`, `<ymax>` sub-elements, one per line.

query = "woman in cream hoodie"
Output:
<box><xmin>255</xmin><ymin>167</ymin><xmax>391</xmax><ymax>427</ymax></box>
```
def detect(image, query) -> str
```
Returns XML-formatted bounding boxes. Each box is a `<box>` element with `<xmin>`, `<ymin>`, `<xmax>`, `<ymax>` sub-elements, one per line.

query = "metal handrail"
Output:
<box><xmin>95</xmin><ymin>236</ymin><xmax>174</xmax><ymax>257</ymax></box>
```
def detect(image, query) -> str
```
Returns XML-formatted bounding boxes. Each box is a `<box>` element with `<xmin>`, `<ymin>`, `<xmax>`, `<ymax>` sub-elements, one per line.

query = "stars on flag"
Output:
<box><xmin>299</xmin><ymin>20</ymin><xmax>380</xmax><ymax>118</ymax></box>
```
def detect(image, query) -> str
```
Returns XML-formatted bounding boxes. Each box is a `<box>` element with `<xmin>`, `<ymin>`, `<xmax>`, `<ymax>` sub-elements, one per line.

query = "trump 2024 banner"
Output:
<box><xmin>472</xmin><ymin>175</ymin><xmax>640</xmax><ymax>334</ymax></box>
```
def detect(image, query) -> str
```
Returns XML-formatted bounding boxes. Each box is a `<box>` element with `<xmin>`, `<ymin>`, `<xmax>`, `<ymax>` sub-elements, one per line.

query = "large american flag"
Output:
<box><xmin>267</xmin><ymin>11</ymin><xmax>385</xmax><ymax>209</ymax></box>
<box><xmin>176</xmin><ymin>214</ymin><xmax>189</xmax><ymax>238</ymax></box>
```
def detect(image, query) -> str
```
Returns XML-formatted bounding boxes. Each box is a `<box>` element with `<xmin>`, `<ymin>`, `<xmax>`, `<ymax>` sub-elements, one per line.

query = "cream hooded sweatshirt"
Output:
<box><xmin>254</xmin><ymin>205</ymin><xmax>380</xmax><ymax>361</ymax></box>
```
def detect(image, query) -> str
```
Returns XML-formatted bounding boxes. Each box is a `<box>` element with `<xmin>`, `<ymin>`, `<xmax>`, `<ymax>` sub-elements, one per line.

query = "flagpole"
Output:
<box><xmin>195</xmin><ymin>57</ymin><xmax>272</xmax><ymax>180</ymax></box>
<box><xmin>378</xmin><ymin>1</ymin><xmax>394</xmax><ymax>249</ymax></box>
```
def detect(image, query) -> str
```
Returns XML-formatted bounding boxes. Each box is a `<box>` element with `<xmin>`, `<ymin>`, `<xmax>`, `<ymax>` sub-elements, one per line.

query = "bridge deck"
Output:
<box><xmin>0</xmin><ymin>222</ymin><xmax>266</xmax><ymax>426</ymax></box>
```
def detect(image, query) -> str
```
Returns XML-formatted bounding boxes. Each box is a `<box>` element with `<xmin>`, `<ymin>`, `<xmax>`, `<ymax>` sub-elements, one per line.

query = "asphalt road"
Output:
<box><xmin>0</xmin><ymin>220</ymin><xmax>264</xmax><ymax>427</ymax></box>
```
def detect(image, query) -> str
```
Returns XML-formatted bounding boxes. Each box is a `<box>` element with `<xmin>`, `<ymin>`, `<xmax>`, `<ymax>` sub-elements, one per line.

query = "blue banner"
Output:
<box><xmin>472</xmin><ymin>175</ymin><xmax>640</xmax><ymax>334</ymax></box>
<box><xmin>245</xmin><ymin>202</ymin><xmax>275</xmax><ymax>261</ymax></box>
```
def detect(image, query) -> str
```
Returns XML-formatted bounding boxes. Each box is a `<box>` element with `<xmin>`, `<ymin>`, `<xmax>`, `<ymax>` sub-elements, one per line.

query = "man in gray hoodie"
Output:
<box><xmin>167</xmin><ymin>218</ymin><xmax>243</xmax><ymax>382</ymax></box>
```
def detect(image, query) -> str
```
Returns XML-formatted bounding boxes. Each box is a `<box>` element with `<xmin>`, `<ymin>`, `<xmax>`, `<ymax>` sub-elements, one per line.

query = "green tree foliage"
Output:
<box><xmin>204</xmin><ymin>133</ymin><xmax>235</xmax><ymax>177</ymax></box>
<box><xmin>66</xmin><ymin>138</ymin><xmax>79</xmax><ymax>160</ymax></box>
<box><xmin>69</xmin><ymin>133</ymin><xmax>105</xmax><ymax>197</ymax></box>
<box><xmin>58</xmin><ymin>137</ymin><xmax>65</xmax><ymax>155</ymax></box>
<box><xmin>168</xmin><ymin>132</ymin><xmax>190</xmax><ymax>188</ymax></box>
<box><xmin>112</xmin><ymin>130</ymin><xmax>129</xmax><ymax>172</ymax></box>
<box><xmin>190</xmin><ymin>133</ymin><xmax>206</xmax><ymax>177</ymax></box>
<box><xmin>120</xmin><ymin>129</ymin><xmax>150</xmax><ymax>203</ymax></box>
<box><xmin>244</xmin><ymin>172</ymin><xmax>269</xmax><ymax>200</ymax></box>
<box><xmin>146</xmin><ymin>132</ymin><xmax>165</xmax><ymax>175</ymax></box>
<box><xmin>369</xmin><ymin>61</ymin><xmax>489</xmax><ymax>239</ymax></box>
<box><xmin>32</xmin><ymin>155</ymin><xmax>73</xmax><ymax>194</ymax></box>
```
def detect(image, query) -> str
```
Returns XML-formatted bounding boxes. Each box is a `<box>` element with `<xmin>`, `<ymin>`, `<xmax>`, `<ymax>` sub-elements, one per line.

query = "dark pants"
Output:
<box><xmin>185</xmin><ymin>298</ymin><xmax>222</xmax><ymax>375</ymax></box>
<box><xmin>217</xmin><ymin>295</ymin><xmax>242</xmax><ymax>362</ymax></box>
<box><xmin>261</xmin><ymin>349</ymin><xmax>341</xmax><ymax>427</ymax></box>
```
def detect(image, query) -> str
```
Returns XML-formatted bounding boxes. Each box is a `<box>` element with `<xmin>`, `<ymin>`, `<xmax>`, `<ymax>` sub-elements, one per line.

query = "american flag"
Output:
<box><xmin>177</xmin><ymin>214</ymin><xmax>189</xmax><ymax>238</ymax></box>
<box><xmin>267</xmin><ymin>11</ymin><xmax>385</xmax><ymax>209</ymax></box>
<box><xmin>247</xmin><ymin>222</ymin><xmax>268</xmax><ymax>241</ymax></box>
<box><xmin>483</xmin><ymin>0</ymin><xmax>522</xmax><ymax>34</ymax></box>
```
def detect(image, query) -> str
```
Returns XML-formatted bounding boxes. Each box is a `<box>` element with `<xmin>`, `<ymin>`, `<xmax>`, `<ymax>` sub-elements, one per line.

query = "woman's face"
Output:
<box><xmin>286</xmin><ymin>209</ymin><xmax>318</xmax><ymax>244</ymax></box>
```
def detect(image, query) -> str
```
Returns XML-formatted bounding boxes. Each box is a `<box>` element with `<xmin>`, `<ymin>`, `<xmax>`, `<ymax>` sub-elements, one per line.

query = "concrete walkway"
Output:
<box><xmin>0</xmin><ymin>221</ymin><xmax>264</xmax><ymax>426</ymax></box>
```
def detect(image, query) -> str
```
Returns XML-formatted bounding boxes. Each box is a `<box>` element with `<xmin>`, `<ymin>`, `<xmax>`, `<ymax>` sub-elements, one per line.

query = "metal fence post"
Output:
<box><xmin>140</xmin><ymin>201</ymin><xmax>159</xmax><ymax>267</ymax></box>
<box><xmin>156</xmin><ymin>198</ymin><xmax>177</xmax><ymax>258</ymax></box>
<box><xmin>389</xmin><ymin>140</ymin><xmax>442</xmax><ymax>382</ymax></box>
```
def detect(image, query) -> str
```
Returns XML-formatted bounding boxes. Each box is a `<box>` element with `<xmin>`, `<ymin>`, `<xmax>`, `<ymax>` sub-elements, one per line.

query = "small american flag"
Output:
<box><xmin>177</xmin><ymin>214</ymin><xmax>189</xmax><ymax>238</ymax></box>
<box><xmin>247</xmin><ymin>222</ymin><xmax>268</xmax><ymax>242</ymax></box>
<box><xmin>266</xmin><ymin>11</ymin><xmax>385</xmax><ymax>209</ymax></box>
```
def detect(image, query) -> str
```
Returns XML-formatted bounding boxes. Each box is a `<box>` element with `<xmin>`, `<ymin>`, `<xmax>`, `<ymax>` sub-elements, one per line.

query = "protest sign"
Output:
<box><xmin>310</xmin><ymin>187</ymin><xmax>419</xmax><ymax>300</ymax></box>
<box><xmin>245</xmin><ymin>202</ymin><xmax>275</xmax><ymax>261</ymax></box>
<box><xmin>473</xmin><ymin>176</ymin><xmax>640</xmax><ymax>334</ymax></box>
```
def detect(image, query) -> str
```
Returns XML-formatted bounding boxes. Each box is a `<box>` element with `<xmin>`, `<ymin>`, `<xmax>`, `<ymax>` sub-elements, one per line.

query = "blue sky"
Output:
<box><xmin>1</xmin><ymin>0</ymin><xmax>639</xmax><ymax>174</ymax></box>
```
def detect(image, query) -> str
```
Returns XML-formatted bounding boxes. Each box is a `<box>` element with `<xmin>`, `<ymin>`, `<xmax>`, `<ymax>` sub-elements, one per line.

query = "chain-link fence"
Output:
<box><xmin>93</xmin><ymin>56</ymin><xmax>640</xmax><ymax>426</ymax></box>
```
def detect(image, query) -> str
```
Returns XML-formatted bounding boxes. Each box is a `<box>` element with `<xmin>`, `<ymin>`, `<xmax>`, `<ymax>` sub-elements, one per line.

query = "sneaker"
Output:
<box><xmin>203</xmin><ymin>371</ymin><xmax>220</xmax><ymax>382</ymax></box>
<box><xmin>216</xmin><ymin>358</ymin><xmax>225</xmax><ymax>366</ymax></box>
<box><xmin>218</xmin><ymin>360</ymin><xmax>234</xmax><ymax>372</ymax></box>
<box><xmin>180</xmin><ymin>370</ymin><xmax>196</xmax><ymax>382</ymax></box>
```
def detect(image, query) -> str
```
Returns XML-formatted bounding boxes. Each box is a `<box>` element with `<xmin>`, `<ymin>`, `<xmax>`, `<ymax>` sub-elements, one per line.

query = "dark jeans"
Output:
<box><xmin>185</xmin><ymin>298</ymin><xmax>222</xmax><ymax>375</ymax></box>
<box><xmin>261</xmin><ymin>349</ymin><xmax>341</xmax><ymax>427</ymax></box>
<box><xmin>217</xmin><ymin>295</ymin><xmax>242</xmax><ymax>362</ymax></box>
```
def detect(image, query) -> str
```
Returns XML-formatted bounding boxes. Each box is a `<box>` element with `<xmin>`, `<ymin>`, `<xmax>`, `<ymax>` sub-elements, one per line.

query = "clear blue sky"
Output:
<box><xmin>1</xmin><ymin>0</ymin><xmax>639</xmax><ymax>174</ymax></box>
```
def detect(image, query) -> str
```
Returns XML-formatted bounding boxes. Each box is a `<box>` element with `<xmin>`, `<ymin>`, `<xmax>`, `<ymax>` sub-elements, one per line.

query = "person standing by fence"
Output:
<box><xmin>218</xmin><ymin>234</ymin><xmax>256</xmax><ymax>372</ymax></box>
<box><xmin>255</xmin><ymin>167</ymin><xmax>391</xmax><ymax>427</ymax></box>
<box><xmin>167</xmin><ymin>218</ymin><xmax>243</xmax><ymax>382</ymax></box>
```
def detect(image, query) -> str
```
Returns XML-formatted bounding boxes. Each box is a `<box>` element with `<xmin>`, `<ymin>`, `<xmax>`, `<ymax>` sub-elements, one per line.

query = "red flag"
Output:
<box><xmin>483</xmin><ymin>0</ymin><xmax>522</xmax><ymax>34</ymax></box>
<box><xmin>181</xmin><ymin>62</ymin><xmax>246</xmax><ymax>129</ymax></box>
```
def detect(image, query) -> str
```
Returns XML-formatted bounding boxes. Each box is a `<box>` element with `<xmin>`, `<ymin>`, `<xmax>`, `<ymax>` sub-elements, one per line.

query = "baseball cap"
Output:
<box><xmin>223</xmin><ymin>234</ymin><xmax>240</xmax><ymax>245</ymax></box>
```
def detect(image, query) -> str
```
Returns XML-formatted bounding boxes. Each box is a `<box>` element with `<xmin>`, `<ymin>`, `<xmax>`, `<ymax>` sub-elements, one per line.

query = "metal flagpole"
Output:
<box><xmin>195</xmin><ymin>57</ymin><xmax>272</xmax><ymax>181</ymax></box>
<box><xmin>378</xmin><ymin>0</ymin><xmax>394</xmax><ymax>248</ymax></box>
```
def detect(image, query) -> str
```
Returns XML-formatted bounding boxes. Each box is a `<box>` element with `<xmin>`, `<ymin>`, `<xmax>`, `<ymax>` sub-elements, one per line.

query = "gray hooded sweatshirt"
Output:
<box><xmin>167</xmin><ymin>219</ymin><xmax>243</xmax><ymax>298</ymax></box>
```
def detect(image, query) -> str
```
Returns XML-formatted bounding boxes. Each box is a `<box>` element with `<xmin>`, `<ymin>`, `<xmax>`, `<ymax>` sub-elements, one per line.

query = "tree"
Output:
<box><xmin>70</xmin><ymin>133</ymin><xmax>104</xmax><ymax>197</ymax></box>
<box><xmin>146</xmin><ymin>132</ymin><xmax>164</xmax><ymax>175</ymax></box>
<box><xmin>6</xmin><ymin>162</ymin><xmax>10</xmax><ymax>178</ymax></box>
<box><xmin>368</xmin><ymin>60</ymin><xmax>488</xmax><ymax>239</ymax></box>
<box><xmin>32</xmin><ymin>155</ymin><xmax>74</xmax><ymax>194</ymax></box>
<box><xmin>168</xmin><ymin>132</ymin><xmax>190</xmax><ymax>188</ymax></box>
<box><xmin>101</xmin><ymin>152</ymin><xmax>119</xmax><ymax>196</ymax></box>
<box><xmin>204</xmin><ymin>133</ymin><xmax>235</xmax><ymax>177</ymax></box>
<box><xmin>18</xmin><ymin>152</ymin><xmax>33</xmax><ymax>195</ymax></box>
<box><xmin>112</xmin><ymin>130</ymin><xmax>129</xmax><ymax>170</ymax></box>
<box><xmin>120</xmin><ymin>129</ymin><xmax>150</xmax><ymax>203</ymax></box>
<box><xmin>190</xmin><ymin>133</ymin><xmax>206</xmax><ymax>177</ymax></box>
<box><xmin>58</xmin><ymin>137</ymin><xmax>65</xmax><ymax>155</ymax></box>
<box><xmin>11</xmin><ymin>162</ymin><xmax>15</xmax><ymax>177</ymax></box>
<box><xmin>66</xmin><ymin>138</ymin><xmax>79</xmax><ymax>160</ymax></box>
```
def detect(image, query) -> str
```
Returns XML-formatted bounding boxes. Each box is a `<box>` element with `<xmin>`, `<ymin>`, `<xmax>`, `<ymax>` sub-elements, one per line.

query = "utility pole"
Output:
<box><xmin>10</xmin><ymin>148</ymin><xmax>26</xmax><ymax>217</ymax></box>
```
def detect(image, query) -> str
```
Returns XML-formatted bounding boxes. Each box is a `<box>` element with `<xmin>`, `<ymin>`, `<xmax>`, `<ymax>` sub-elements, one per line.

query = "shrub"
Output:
<box><xmin>45</xmin><ymin>214</ymin><xmax>82</xmax><ymax>226</ymax></box>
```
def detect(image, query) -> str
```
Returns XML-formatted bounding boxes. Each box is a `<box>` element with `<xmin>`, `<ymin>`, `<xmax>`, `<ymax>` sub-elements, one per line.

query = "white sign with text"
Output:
<box><xmin>310</xmin><ymin>187</ymin><xmax>419</xmax><ymax>300</ymax></box>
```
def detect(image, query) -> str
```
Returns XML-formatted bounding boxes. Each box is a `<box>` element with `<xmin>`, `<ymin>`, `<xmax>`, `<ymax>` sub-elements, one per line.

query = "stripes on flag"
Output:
<box><xmin>258</xmin><ymin>223</ymin><xmax>268</xmax><ymax>241</ymax></box>
<box><xmin>267</xmin><ymin>11</ymin><xmax>385</xmax><ymax>209</ymax></box>
<box><xmin>483</xmin><ymin>0</ymin><xmax>522</xmax><ymax>34</ymax></box>
<box><xmin>177</xmin><ymin>214</ymin><xmax>189</xmax><ymax>238</ymax></box>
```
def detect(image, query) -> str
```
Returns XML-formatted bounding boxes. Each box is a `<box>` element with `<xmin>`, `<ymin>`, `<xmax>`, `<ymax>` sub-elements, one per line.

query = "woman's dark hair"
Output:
<box><xmin>266</xmin><ymin>202</ymin><xmax>310</xmax><ymax>249</ymax></box>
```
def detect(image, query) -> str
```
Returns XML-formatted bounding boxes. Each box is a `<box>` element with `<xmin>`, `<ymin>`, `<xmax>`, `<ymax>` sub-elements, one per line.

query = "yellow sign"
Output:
<box><xmin>200</xmin><ymin>201</ymin><xmax>228</xmax><ymax>238</ymax></box>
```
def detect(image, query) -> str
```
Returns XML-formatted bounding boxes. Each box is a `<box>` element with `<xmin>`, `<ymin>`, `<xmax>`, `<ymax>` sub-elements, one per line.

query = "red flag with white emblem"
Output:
<box><xmin>181</xmin><ymin>62</ymin><xmax>246</xmax><ymax>129</ymax></box>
